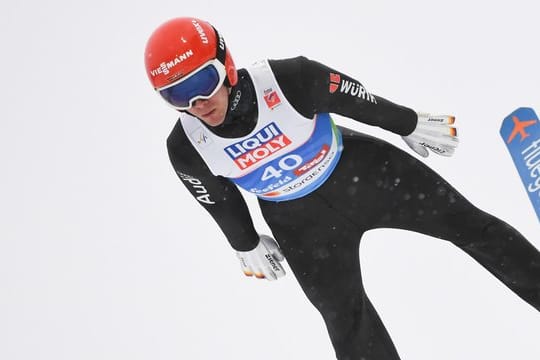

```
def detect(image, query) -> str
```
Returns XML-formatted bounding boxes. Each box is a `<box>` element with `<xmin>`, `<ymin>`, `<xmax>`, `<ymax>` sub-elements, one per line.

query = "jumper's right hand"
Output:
<box><xmin>236</xmin><ymin>235</ymin><xmax>286</xmax><ymax>281</ymax></box>
<box><xmin>402</xmin><ymin>113</ymin><xmax>459</xmax><ymax>157</ymax></box>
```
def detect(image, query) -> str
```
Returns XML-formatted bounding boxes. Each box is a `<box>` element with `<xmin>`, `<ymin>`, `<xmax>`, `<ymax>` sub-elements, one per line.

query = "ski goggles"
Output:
<box><xmin>157</xmin><ymin>59</ymin><xmax>227</xmax><ymax>110</ymax></box>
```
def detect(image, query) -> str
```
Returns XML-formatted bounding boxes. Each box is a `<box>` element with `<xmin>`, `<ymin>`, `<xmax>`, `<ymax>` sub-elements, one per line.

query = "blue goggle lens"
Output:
<box><xmin>159</xmin><ymin>64</ymin><xmax>221</xmax><ymax>109</ymax></box>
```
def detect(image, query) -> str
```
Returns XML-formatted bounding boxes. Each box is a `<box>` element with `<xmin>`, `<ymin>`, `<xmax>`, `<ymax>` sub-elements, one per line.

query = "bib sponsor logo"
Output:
<box><xmin>252</xmin><ymin>175</ymin><xmax>293</xmax><ymax>196</ymax></box>
<box><xmin>500</xmin><ymin>107</ymin><xmax>540</xmax><ymax>221</ymax></box>
<box><xmin>294</xmin><ymin>144</ymin><xmax>330</xmax><ymax>176</ymax></box>
<box><xmin>190</xmin><ymin>127</ymin><xmax>213</xmax><ymax>148</ymax></box>
<box><xmin>263</xmin><ymin>88</ymin><xmax>281</xmax><ymax>110</ymax></box>
<box><xmin>282</xmin><ymin>148</ymin><xmax>335</xmax><ymax>193</ymax></box>
<box><xmin>224</xmin><ymin>123</ymin><xmax>291</xmax><ymax>170</ymax></box>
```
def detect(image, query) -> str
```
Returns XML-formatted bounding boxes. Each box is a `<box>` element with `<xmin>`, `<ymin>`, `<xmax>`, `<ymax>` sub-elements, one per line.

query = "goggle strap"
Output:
<box><xmin>211</xmin><ymin>26</ymin><xmax>230</xmax><ymax>87</ymax></box>
<box><xmin>212</xmin><ymin>26</ymin><xmax>227</xmax><ymax>67</ymax></box>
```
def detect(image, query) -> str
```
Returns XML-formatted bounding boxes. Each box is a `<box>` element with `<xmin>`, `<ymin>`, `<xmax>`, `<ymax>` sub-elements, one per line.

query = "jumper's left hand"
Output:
<box><xmin>402</xmin><ymin>113</ymin><xmax>459</xmax><ymax>157</ymax></box>
<box><xmin>236</xmin><ymin>235</ymin><xmax>286</xmax><ymax>281</ymax></box>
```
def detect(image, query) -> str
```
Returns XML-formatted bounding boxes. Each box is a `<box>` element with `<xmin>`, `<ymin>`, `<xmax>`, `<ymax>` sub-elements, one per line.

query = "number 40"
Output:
<box><xmin>261</xmin><ymin>154</ymin><xmax>302</xmax><ymax>181</ymax></box>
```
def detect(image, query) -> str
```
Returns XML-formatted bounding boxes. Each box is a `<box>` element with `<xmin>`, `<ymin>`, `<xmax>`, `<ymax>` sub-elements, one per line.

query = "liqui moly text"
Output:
<box><xmin>224</xmin><ymin>123</ymin><xmax>291</xmax><ymax>170</ymax></box>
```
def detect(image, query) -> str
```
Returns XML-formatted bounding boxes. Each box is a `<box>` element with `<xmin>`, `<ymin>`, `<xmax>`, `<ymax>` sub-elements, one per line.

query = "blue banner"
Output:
<box><xmin>500</xmin><ymin>107</ymin><xmax>540</xmax><ymax>222</ymax></box>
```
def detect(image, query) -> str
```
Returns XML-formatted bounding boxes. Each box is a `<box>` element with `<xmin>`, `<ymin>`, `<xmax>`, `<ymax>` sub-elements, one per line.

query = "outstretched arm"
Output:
<box><xmin>269</xmin><ymin>56</ymin><xmax>418</xmax><ymax>135</ymax></box>
<box><xmin>269</xmin><ymin>56</ymin><xmax>458</xmax><ymax>156</ymax></box>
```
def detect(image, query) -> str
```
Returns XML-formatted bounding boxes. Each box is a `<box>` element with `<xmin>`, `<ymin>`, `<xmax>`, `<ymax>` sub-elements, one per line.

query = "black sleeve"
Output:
<box><xmin>166</xmin><ymin>119</ymin><xmax>259</xmax><ymax>251</ymax></box>
<box><xmin>268</xmin><ymin>56</ymin><xmax>418</xmax><ymax>136</ymax></box>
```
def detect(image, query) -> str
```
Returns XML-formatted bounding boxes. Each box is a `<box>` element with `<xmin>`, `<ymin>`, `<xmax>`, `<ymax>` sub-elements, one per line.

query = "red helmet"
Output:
<box><xmin>144</xmin><ymin>17</ymin><xmax>238</xmax><ymax>90</ymax></box>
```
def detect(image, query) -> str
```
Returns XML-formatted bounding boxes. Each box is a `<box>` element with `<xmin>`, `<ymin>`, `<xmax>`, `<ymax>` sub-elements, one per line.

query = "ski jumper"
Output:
<box><xmin>167</xmin><ymin>56</ymin><xmax>540</xmax><ymax>360</ymax></box>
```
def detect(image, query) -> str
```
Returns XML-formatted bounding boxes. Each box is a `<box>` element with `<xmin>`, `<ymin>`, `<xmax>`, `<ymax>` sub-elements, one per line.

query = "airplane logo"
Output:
<box><xmin>506</xmin><ymin>115</ymin><xmax>537</xmax><ymax>144</ymax></box>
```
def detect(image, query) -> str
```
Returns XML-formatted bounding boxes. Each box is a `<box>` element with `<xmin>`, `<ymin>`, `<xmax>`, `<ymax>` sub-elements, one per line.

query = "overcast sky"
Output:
<box><xmin>1</xmin><ymin>0</ymin><xmax>539</xmax><ymax>359</ymax></box>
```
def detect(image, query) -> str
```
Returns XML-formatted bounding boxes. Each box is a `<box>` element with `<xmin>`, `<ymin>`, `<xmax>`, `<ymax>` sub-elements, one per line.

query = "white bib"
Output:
<box><xmin>182</xmin><ymin>60</ymin><xmax>343</xmax><ymax>201</ymax></box>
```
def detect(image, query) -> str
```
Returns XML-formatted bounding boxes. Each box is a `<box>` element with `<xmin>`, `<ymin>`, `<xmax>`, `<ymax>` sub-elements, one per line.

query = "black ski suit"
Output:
<box><xmin>166</xmin><ymin>56</ymin><xmax>540</xmax><ymax>360</ymax></box>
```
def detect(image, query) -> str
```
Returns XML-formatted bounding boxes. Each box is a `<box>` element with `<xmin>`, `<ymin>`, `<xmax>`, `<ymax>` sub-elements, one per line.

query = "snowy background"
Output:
<box><xmin>1</xmin><ymin>0</ymin><xmax>539</xmax><ymax>359</ymax></box>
